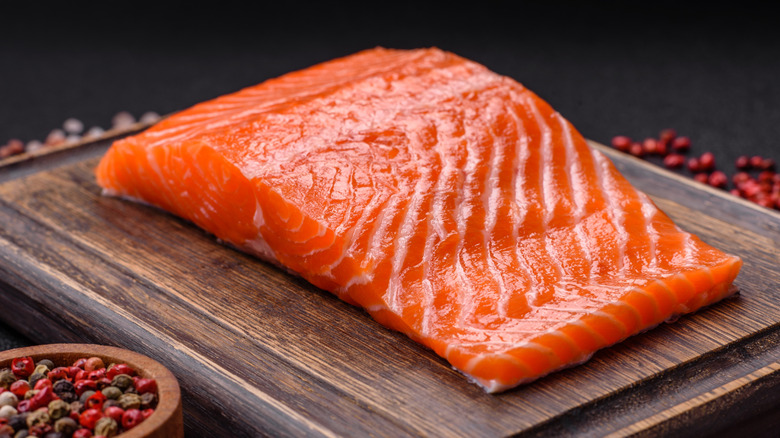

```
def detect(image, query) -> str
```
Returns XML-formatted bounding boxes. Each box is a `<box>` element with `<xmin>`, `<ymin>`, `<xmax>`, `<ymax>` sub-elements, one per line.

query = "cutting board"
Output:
<box><xmin>1</xmin><ymin>136</ymin><xmax>779</xmax><ymax>437</ymax></box>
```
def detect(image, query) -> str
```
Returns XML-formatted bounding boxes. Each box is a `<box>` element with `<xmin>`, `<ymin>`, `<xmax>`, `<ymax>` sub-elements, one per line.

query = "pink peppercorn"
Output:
<box><xmin>611</xmin><ymin>135</ymin><xmax>632</xmax><ymax>152</ymax></box>
<box><xmin>699</xmin><ymin>152</ymin><xmax>716</xmax><ymax>171</ymax></box>
<box><xmin>135</xmin><ymin>378</ymin><xmax>157</xmax><ymax>395</ymax></box>
<box><xmin>694</xmin><ymin>173</ymin><xmax>710</xmax><ymax>184</ymax></box>
<box><xmin>671</xmin><ymin>136</ymin><xmax>691</xmax><ymax>152</ymax></box>
<box><xmin>708</xmin><ymin>171</ymin><xmax>728</xmax><ymax>189</ymax></box>
<box><xmin>687</xmin><ymin>157</ymin><xmax>701</xmax><ymax>172</ymax></box>
<box><xmin>663</xmin><ymin>154</ymin><xmax>685</xmax><ymax>169</ymax></box>
<box><xmin>750</xmin><ymin>155</ymin><xmax>764</xmax><ymax>168</ymax></box>
<box><xmin>11</xmin><ymin>357</ymin><xmax>34</xmax><ymax>378</ymax></box>
<box><xmin>80</xmin><ymin>408</ymin><xmax>104</xmax><ymax>429</ymax></box>
<box><xmin>642</xmin><ymin>138</ymin><xmax>658</xmax><ymax>154</ymax></box>
<box><xmin>122</xmin><ymin>409</ymin><xmax>145</xmax><ymax>430</ymax></box>
<box><xmin>660</xmin><ymin>128</ymin><xmax>677</xmax><ymax>142</ymax></box>
<box><xmin>104</xmin><ymin>405</ymin><xmax>125</xmax><ymax>423</ymax></box>
<box><xmin>629</xmin><ymin>143</ymin><xmax>644</xmax><ymax>157</ymax></box>
<box><xmin>73</xmin><ymin>427</ymin><xmax>93</xmax><ymax>438</ymax></box>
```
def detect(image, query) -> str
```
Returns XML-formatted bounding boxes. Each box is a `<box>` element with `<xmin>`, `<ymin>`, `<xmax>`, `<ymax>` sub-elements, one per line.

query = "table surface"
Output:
<box><xmin>1</xmin><ymin>1</ymin><xmax>779</xmax><ymax>433</ymax></box>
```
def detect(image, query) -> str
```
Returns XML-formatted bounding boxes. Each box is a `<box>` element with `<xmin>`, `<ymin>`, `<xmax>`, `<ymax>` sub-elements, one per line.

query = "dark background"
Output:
<box><xmin>1</xmin><ymin>2</ymin><xmax>778</xmax><ymax>346</ymax></box>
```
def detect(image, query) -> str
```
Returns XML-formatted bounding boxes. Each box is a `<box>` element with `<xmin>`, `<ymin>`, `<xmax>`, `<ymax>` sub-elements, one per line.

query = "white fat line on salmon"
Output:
<box><xmin>388</xmin><ymin>159</ymin><xmax>434</xmax><ymax>314</ymax></box>
<box><xmin>506</xmin><ymin>95</ymin><xmax>539</xmax><ymax>314</ymax></box>
<box><xmin>592</xmin><ymin>150</ymin><xmax>629</xmax><ymax>275</ymax></box>
<box><xmin>482</xmin><ymin>96</ymin><xmax>511</xmax><ymax>321</ymax></box>
<box><xmin>523</xmin><ymin>94</ymin><xmax>566</xmax><ymax>305</ymax></box>
<box><xmin>557</xmin><ymin>114</ymin><xmax>596</xmax><ymax>284</ymax></box>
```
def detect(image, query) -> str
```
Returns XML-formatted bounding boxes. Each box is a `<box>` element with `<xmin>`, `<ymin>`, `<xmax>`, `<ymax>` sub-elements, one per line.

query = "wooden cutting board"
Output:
<box><xmin>1</xmin><ymin>137</ymin><xmax>779</xmax><ymax>437</ymax></box>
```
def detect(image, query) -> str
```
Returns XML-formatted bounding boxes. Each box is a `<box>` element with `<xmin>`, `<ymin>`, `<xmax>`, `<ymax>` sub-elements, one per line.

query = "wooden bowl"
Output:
<box><xmin>0</xmin><ymin>343</ymin><xmax>183</xmax><ymax>437</ymax></box>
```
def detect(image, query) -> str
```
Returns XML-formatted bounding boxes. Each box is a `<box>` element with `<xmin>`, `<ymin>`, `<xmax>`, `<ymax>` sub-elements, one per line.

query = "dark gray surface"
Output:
<box><xmin>1</xmin><ymin>2</ymin><xmax>777</xmax><ymax>351</ymax></box>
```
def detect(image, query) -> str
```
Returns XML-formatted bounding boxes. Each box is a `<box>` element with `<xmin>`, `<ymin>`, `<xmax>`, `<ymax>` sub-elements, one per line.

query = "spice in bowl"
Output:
<box><xmin>0</xmin><ymin>355</ymin><xmax>158</xmax><ymax>438</ymax></box>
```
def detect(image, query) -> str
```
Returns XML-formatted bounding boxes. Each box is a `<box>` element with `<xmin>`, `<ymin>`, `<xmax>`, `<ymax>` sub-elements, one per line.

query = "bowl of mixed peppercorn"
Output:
<box><xmin>0</xmin><ymin>344</ymin><xmax>182</xmax><ymax>438</ymax></box>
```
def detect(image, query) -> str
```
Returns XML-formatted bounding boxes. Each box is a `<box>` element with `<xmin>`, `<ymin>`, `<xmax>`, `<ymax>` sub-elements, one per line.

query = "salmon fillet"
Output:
<box><xmin>96</xmin><ymin>47</ymin><xmax>742</xmax><ymax>392</ymax></box>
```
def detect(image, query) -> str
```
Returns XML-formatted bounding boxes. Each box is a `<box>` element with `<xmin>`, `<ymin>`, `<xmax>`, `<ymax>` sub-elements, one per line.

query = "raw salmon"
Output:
<box><xmin>96</xmin><ymin>47</ymin><xmax>742</xmax><ymax>392</ymax></box>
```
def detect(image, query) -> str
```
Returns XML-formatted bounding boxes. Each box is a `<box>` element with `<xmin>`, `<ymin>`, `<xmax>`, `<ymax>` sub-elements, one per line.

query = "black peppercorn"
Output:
<box><xmin>27</xmin><ymin>373</ymin><xmax>45</xmax><ymax>389</ymax></box>
<box><xmin>7</xmin><ymin>414</ymin><xmax>27</xmax><ymax>432</ymax></box>
<box><xmin>79</xmin><ymin>390</ymin><xmax>95</xmax><ymax>405</ymax></box>
<box><xmin>0</xmin><ymin>369</ymin><xmax>14</xmax><ymax>389</ymax></box>
<box><xmin>46</xmin><ymin>400</ymin><xmax>70</xmax><ymax>421</ymax></box>
<box><xmin>117</xmin><ymin>393</ymin><xmax>141</xmax><ymax>410</ymax></box>
<box><xmin>32</xmin><ymin>365</ymin><xmax>50</xmax><ymax>377</ymax></box>
<box><xmin>140</xmin><ymin>391</ymin><xmax>157</xmax><ymax>410</ymax></box>
<box><xmin>25</xmin><ymin>409</ymin><xmax>50</xmax><ymax>428</ymax></box>
<box><xmin>53</xmin><ymin>417</ymin><xmax>77</xmax><ymax>435</ymax></box>
<box><xmin>36</xmin><ymin>360</ymin><xmax>54</xmax><ymax>370</ymax></box>
<box><xmin>110</xmin><ymin>374</ymin><xmax>133</xmax><ymax>391</ymax></box>
<box><xmin>52</xmin><ymin>379</ymin><xmax>74</xmax><ymax>395</ymax></box>
<box><xmin>101</xmin><ymin>386</ymin><xmax>122</xmax><ymax>400</ymax></box>
<box><xmin>94</xmin><ymin>417</ymin><xmax>118</xmax><ymax>437</ymax></box>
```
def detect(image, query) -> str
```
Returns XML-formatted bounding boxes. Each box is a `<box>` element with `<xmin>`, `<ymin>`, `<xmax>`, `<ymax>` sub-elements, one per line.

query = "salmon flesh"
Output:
<box><xmin>96</xmin><ymin>47</ymin><xmax>742</xmax><ymax>392</ymax></box>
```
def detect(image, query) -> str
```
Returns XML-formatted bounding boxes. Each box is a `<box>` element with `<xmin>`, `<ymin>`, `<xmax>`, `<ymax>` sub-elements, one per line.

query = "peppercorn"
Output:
<box><xmin>84</xmin><ymin>392</ymin><xmax>106</xmax><ymax>411</ymax></box>
<box><xmin>659</xmin><ymin>128</ymin><xmax>677</xmax><ymax>142</ymax></box>
<box><xmin>0</xmin><ymin>393</ymin><xmax>16</xmax><ymax>408</ymax></box>
<box><xmin>117</xmin><ymin>393</ymin><xmax>141</xmax><ymax>411</ymax></box>
<box><xmin>611</xmin><ymin>136</ymin><xmax>631</xmax><ymax>152</ymax></box>
<box><xmin>53</xmin><ymin>417</ymin><xmax>77</xmax><ymax>435</ymax></box>
<box><xmin>671</xmin><ymin>136</ymin><xmax>691</xmax><ymax>152</ymax></box>
<box><xmin>33</xmin><ymin>365</ymin><xmax>50</xmax><ymax>377</ymax></box>
<box><xmin>120</xmin><ymin>409</ymin><xmax>144</xmax><ymax>430</ymax></box>
<box><xmin>83</xmin><ymin>359</ymin><xmax>104</xmax><ymax>374</ymax></box>
<box><xmin>27</xmin><ymin>374</ymin><xmax>45</xmax><ymax>390</ymax></box>
<box><xmin>10</xmin><ymin>359</ymin><xmax>33</xmax><ymax>380</ymax></box>
<box><xmin>8</xmin><ymin>381</ymin><xmax>28</xmax><ymax>400</ymax></box>
<box><xmin>36</xmin><ymin>360</ymin><xmax>54</xmax><ymax>371</ymax></box>
<box><xmin>79</xmin><ymin>390</ymin><xmax>96</xmax><ymax>406</ymax></box>
<box><xmin>95</xmin><ymin>378</ymin><xmax>112</xmax><ymax>391</ymax></box>
<box><xmin>109</xmin><ymin>375</ymin><xmax>132</xmax><ymax>392</ymax></box>
<box><xmin>102</xmin><ymin>399</ymin><xmax>119</xmax><ymax>411</ymax></box>
<box><xmin>43</xmin><ymin>432</ymin><xmax>64</xmax><ymax>438</ymax></box>
<box><xmin>103</xmin><ymin>406</ymin><xmax>123</xmax><ymax>424</ymax></box>
<box><xmin>94</xmin><ymin>417</ymin><xmax>118</xmax><ymax>437</ymax></box>
<box><xmin>47</xmin><ymin>400</ymin><xmax>70</xmax><ymax>421</ymax></box>
<box><xmin>0</xmin><ymin>371</ymin><xmax>15</xmax><ymax>390</ymax></box>
<box><xmin>100</xmin><ymin>387</ymin><xmax>121</xmax><ymax>401</ymax></box>
<box><xmin>34</xmin><ymin>379</ymin><xmax>52</xmax><ymax>391</ymax></box>
<box><xmin>735</xmin><ymin>155</ymin><xmax>750</xmax><ymax>170</ymax></box>
<box><xmin>47</xmin><ymin>368</ymin><xmax>68</xmax><ymax>383</ymax></box>
<box><xmin>106</xmin><ymin>365</ymin><xmax>134</xmax><ymax>381</ymax></box>
<box><xmin>699</xmin><ymin>152</ymin><xmax>715</xmax><ymax>171</ymax></box>
<box><xmin>52</xmin><ymin>380</ymin><xmax>73</xmax><ymax>396</ymax></box>
<box><xmin>709</xmin><ymin>171</ymin><xmax>728</xmax><ymax>189</ymax></box>
<box><xmin>134</xmin><ymin>379</ymin><xmax>157</xmax><ymax>395</ymax></box>
<box><xmin>13</xmin><ymin>401</ymin><xmax>30</xmax><ymax>414</ymax></box>
<box><xmin>139</xmin><ymin>392</ymin><xmax>156</xmax><ymax>410</ymax></box>
<box><xmin>28</xmin><ymin>423</ymin><xmax>53</xmax><ymax>436</ymax></box>
<box><xmin>73</xmin><ymin>380</ymin><xmax>96</xmax><ymax>397</ymax></box>
<box><xmin>25</xmin><ymin>409</ymin><xmax>50</xmax><ymax>428</ymax></box>
<box><xmin>72</xmin><ymin>428</ymin><xmax>92</xmax><ymax>438</ymax></box>
<box><xmin>79</xmin><ymin>408</ymin><xmax>103</xmax><ymax>429</ymax></box>
<box><xmin>0</xmin><ymin>406</ymin><xmax>16</xmax><ymax>420</ymax></box>
<box><xmin>22</xmin><ymin>391</ymin><xmax>36</xmax><ymax>401</ymax></box>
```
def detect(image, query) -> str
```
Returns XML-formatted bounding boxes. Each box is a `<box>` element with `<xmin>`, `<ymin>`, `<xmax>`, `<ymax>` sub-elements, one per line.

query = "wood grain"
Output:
<box><xmin>0</xmin><ymin>139</ymin><xmax>778</xmax><ymax>437</ymax></box>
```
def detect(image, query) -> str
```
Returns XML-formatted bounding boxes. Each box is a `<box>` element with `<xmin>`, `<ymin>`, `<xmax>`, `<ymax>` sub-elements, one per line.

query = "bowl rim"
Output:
<box><xmin>0</xmin><ymin>343</ymin><xmax>181</xmax><ymax>437</ymax></box>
